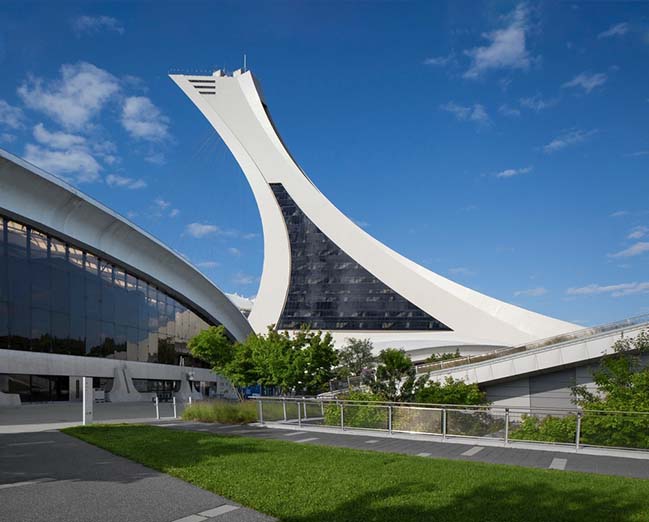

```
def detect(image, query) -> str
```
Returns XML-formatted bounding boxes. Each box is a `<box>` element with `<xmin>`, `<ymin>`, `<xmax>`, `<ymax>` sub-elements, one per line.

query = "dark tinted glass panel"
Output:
<box><xmin>0</xmin><ymin>374</ymin><xmax>69</xmax><ymax>402</ymax></box>
<box><xmin>0</xmin><ymin>212</ymin><xmax>223</xmax><ymax>362</ymax></box>
<box><xmin>270</xmin><ymin>184</ymin><xmax>451</xmax><ymax>331</ymax></box>
<box><xmin>0</xmin><ymin>219</ymin><xmax>6</xmax><ymax>304</ymax></box>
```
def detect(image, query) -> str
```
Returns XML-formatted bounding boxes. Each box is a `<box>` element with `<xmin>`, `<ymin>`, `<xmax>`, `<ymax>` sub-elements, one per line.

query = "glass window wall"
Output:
<box><xmin>0</xmin><ymin>214</ymin><xmax>219</xmax><ymax>364</ymax></box>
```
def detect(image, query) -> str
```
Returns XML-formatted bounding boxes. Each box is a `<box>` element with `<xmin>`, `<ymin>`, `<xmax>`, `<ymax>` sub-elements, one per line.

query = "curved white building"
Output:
<box><xmin>171</xmin><ymin>69</ymin><xmax>578</xmax><ymax>361</ymax></box>
<box><xmin>0</xmin><ymin>148</ymin><xmax>251</xmax><ymax>405</ymax></box>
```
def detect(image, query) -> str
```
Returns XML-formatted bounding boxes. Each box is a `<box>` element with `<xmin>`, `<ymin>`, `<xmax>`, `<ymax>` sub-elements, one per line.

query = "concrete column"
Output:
<box><xmin>107</xmin><ymin>366</ymin><xmax>143</xmax><ymax>402</ymax></box>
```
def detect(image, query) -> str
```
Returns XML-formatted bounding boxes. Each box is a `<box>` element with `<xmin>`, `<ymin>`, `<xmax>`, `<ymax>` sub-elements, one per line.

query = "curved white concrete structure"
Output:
<box><xmin>171</xmin><ymin>69</ymin><xmax>578</xmax><ymax>359</ymax></box>
<box><xmin>0</xmin><ymin>147</ymin><xmax>250</xmax><ymax>405</ymax></box>
<box><xmin>0</xmin><ymin>148</ymin><xmax>251</xmax><ymax>342</ymax></box>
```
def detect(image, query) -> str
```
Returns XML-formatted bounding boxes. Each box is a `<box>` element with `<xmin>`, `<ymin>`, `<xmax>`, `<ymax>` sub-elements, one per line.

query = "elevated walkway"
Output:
<box><xmin>418</xmin><ymin>314</ymin><xmax>649</xmax><ymax>385</ymax></box>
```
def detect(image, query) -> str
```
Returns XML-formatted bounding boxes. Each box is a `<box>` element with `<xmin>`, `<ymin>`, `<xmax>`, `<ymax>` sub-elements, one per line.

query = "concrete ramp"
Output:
<box><xmin>424</xmin><ymin>314</ymin><xmax>649</xmax><ymax>385</ymax></box>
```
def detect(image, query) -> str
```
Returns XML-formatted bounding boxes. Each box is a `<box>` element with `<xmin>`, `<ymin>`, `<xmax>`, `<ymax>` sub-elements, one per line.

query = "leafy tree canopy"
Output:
<box><xmin>370</xmin><ymin>348</ymin><xmax>416</xmax><ymax>401</ymax></box>
<box><xmin>190</xmin><ymin>325</ymin><xmax>338</xmax><ymax>395</ymax></box>
<box><xmin>187</xmin><ymin>325</ymin><xmax>234</xmax><ymax>371</ymax></box>
<box><xmin>337</xmin><ymin>338</ymin><xmax>375</xmax><ymax>378</ymax></box>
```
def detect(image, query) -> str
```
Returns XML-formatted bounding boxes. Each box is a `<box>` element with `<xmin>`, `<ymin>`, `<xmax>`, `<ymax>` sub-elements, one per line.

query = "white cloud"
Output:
<box><xmin>440</xmin><ymin>102</ymin><xmax>490</xmax><ymax>124</ymax></box>
<box><xmin>562</xmin><ymin>72</ymin><xmax>607</xmax><ymax>93</ymax></box>
<box><xmin>0</xmin><ymin>99</ymin><xmax>25</xmax><ymax>129</ymax></box>
<box><xmin>424</xmin><ymin>54</ymin><xmax>453</xmax><ymax>67</ymax></box>
<box><xmin>464</xmin><ymin>3</ymin><xmax>531</xmax><ymax>79</ymax></box>
<box><xmin>228</xmin><ymin>247</ymin><xmax>241</xmax><ymax>256</ymax></box>
<box><xmin>628</xmin><ymin>226</ymin><xmax>649</xmax><ymax>240</ymax></box>
<box><xmin>626</xmin><ymin>150</ymin><xmax>649</xmax><ymax>158</ymax></box>
<box><xmin>543</xmin><ymin>129</ymin><xmax>597</xmax><ymax>153</ymax></box>
<box><xmin>196</xmin><ymin>261</ymin><xmax>219</xmax><ymax>269</ymax></box>
<box><xmin>18</xmin><ymin>62</ymin><xmax>120</xmax><ymax>130</ymax></box>
<box><xmin>514</xmin><ymin>287</ymin><xmax>548</xmax><ymax>297</ymax></box>
<box><xmin>72</xmin><ymin>15</ymin><xmax>124</xmax><ymax>36</ymax></box>
<box><xmin>226</xmin><ymin>292</ymin><xmax>255</xmax><ymax>311</ymax></box>
<box><xmin>1</xmin><ymin>132</ymin><xmax>16</xmax><ymax>143</ymax></box>
<box><xmin>23</xmin><ymin>143</ymin><xmax>101</xmax><ymax>183</ymax></box>
<box><xmin>169</xmin><ymin>208</ymin><xmax>180</xmax><ymax>218</ymax></box>
<box><xmin>121</xmin><ymin>96</ymin><xmax>169</xmax><ymax>142</ymax></box>
<box><xmin>495</xmin><ymin>166</ymin><xmax>532</xmax><ymax>178</ymax></box>
<box><xmin>610</xmin><ymin>210</ymin><xmax>629</xmax><ymax>218</ymax></box>
<box><xmin>498</xmin><ymin>104</ymin><xmax>520</xmax><ymax>117</ymax></box>
<box><xmin>33</xmin><ymin>123</ymin><xmax>85</xmax><ymax>149</ymax></box>
<box><xmin>242</xmin><ymin>232</ymin><xmax>259</xmax><ymax>240</ymax></box>
<box><xmin>448</xmin><ymin>267</ymin><xmax>475</xmax><ymax>276</ymax></box>
<box><xmin>519</xmin><ymin>94</ymin><xmax>557</xmax><ymax>112</ymax></box>
<box><xmin>154</xmin><ymin>197</ymin><xmax>170</xmax><ymax>209</ymax></box>
<box><xmin>144</xmin><ymin>151</ymin><xmax>166</xmax><ymax>165</ymax></box>
<box><xmin>608</xmin><ymin>242</ymin><xmax>649</xmax><ymax>258</ymax></box>
<box><xmin>232</xmin><ymin>272</ymin><xmax>254</xmax><ymax>285</ymax></box>
<box><xmin>185</xmin><ymin>222</ymin><xmax>220</xmax><ymax>238</ymax></box>
<box><xmin>598</xmin><ymin>23</ymin><xmax>629</xmax><ymax>39</ymax></box>
<box><xmin>566</xmin><ymin>282</ymin><xmax>649</xmax><ymax>298</ymax></box>
<box><xmin>106</xmin><ymin>174</ymin><xmax>146</xmax><ymax>189</ymax></box>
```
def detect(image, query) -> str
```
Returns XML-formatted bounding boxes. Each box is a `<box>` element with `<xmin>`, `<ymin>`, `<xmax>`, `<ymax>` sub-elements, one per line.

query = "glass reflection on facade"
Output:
<box><xmin>0</xmin><ymin>214</ymin><xmax>220</xmax><ymax>364</ymax></box>
<box><xmin>270</xmin><ymin>184</ymin><xmax>452</xmax><ymax>331</ymax></box>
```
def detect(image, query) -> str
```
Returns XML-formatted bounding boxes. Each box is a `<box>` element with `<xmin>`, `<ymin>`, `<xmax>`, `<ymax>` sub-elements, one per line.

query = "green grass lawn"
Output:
<box><xmin>63</xmin><ymin>425</ymin><xmax>649</xmax><ymax>522</ymax></box>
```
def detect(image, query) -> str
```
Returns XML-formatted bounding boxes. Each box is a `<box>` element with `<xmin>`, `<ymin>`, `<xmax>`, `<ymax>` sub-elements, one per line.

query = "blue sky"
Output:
<box><xmin>0</xmin><ymin>1</ymin><xmax>648</xmax><ymax>326</ymax></box>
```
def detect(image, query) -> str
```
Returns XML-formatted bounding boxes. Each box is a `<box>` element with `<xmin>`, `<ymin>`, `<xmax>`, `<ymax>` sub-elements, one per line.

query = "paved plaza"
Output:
<box><xmin>0</xmin><ymin>428</ymin><xmax>274</xmax><ymax>522</ymax></box>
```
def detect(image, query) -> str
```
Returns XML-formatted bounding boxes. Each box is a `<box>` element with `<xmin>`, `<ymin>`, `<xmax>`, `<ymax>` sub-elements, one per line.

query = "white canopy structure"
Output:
<box><xmin>171</xmin><ymin>69</ymin><xmax>578</xmax><ymax>360</ymax></box>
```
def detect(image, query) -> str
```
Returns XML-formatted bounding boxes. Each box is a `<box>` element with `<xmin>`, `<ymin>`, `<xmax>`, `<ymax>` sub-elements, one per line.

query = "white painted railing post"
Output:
<box><xmin>172</xmin><ymin>397</ymin><xmax>177</xmax><ymax>419</ymax></box>
<box><xmin>442</xmin><ymin>408</ymin><xmax>447</xmax><ymax>440</ymax></box>
<box><xmin>155</xmin><ymin>396</ymin><xmax>160</xmax><ymax>420</ymax></box>
<box><xmin>504</xmin><ymin>408</ymin><xmax>510</xmax><ymax>444</ymax></box>
<box><xmin>388</xmin><ymin>406</ymin><xmax>393</xmax><ymax>435</ymax></box>
<box><xmin>258</xmin><ymin>400</ymin><xmax>264</xmax><ymax>424</ymax></box>
<box><xmin>575</xmin><ymin>411</ymin><xmax>582</xmax><ymax>450</ymax></box>
<box><xmin>340</xmin><ymin>403</ymin><xmax>344</xmax><ymax>431</ymax></box>
<box><xmin>282</xmin><ymin>399</ymin><xmax>287</xmax><ymax>421</ymax></box>
<box><xmin>82</xmin><ymin>377</ymin><xmax>93</xmax><ymax>426</ymax></box>
<box><xmin>297</xmin><ymin>401</ymin><xmax>302</xmax><ymax>427</ymax></box>
<box><xmin>188</xmin><ymin>396</ymin><xmax>192</xmax><ymax>406</ymax></box>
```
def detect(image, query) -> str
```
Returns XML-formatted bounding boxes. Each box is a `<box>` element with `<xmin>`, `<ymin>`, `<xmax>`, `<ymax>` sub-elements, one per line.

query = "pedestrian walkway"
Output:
<box><xmin>158</xmin><ymin>421</ymin><xmax>649</xmax><ymax>480</ymax></box>
<box><xmin>0</xmin><ymin>429</ymin><xmax>275</xmax><ymax>522</ymax></box>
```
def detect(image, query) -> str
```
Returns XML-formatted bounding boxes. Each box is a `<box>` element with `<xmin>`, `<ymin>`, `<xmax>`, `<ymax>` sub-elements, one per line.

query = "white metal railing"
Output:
<box><xmin>254</xmin><ymin>396</ymin><xmax>649</xmax><ymax>453</ymax></box>
<box><xmin>415</xmin><ymin>314</ymin><xmax>649</xmax><ymax>375</ymax></box>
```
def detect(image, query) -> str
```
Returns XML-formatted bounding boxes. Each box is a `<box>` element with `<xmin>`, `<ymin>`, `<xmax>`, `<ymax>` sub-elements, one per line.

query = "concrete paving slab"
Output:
<box><xmin>0</xmin><ymin>430</ymin><xmax>275</xmax><ymax>522</ymax></box>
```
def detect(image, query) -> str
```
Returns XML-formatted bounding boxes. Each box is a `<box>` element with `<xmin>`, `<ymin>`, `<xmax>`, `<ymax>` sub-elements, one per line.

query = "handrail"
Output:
<box><xmin>255</xmin><ymin>396</ymin><xmax>649</xmax><ymax>453</ymax></box>
<box><xmin>252</xmin><ymin>396</ymin><xmax>649</xmax><ymax>415</ymax></box>
<box><xmin>415</xmin><ymin>313</ymin><xmax>649</xmax><ymax>375</ymax></box>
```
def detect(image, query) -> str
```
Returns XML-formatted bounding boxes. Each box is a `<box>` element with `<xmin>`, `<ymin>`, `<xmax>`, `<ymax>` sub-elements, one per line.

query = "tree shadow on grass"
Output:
<box><xmin>63</xmin><ymin>425</ymin><xmax>269</xmax><ymax>478</ymax></box>
<box><xmin>283</xmin><ymin>479</ymin><xmax>648</xmax><ymax>522</ymax></box>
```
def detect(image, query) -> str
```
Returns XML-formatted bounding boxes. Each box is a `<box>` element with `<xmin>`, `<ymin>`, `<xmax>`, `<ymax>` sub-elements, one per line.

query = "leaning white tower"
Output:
<box><xmin>170</xmin><ymin>69</ymin><xmax>577</xmax><ymax>360</ymax></box>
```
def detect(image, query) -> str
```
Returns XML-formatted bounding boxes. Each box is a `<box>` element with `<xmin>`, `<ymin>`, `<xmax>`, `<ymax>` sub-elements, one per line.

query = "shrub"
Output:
<box><xmin>324</xmin><ymin>391</ymin><xmax>388</xmax><ymax>429</ymax></box>
<box><xmin>509</xmin><ymin>414</ymin><xmax>577</xmax><ymax>444</ymax></box>
<box><xmin>181</xmin><ymin>400</ymin><xmax>257</xmax><ymax>424</ymax></box>
<box><xmin>414</xmin><ymin>377</ymin><xmax>487</xmax><ymax>405</ymax></box>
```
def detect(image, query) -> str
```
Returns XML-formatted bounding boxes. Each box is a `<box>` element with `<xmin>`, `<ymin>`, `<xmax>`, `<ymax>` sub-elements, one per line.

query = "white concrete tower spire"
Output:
<box><xmin>170</xmin><ymin>69</ymin><xmax>578</xmax><ymax>360</ymax></box>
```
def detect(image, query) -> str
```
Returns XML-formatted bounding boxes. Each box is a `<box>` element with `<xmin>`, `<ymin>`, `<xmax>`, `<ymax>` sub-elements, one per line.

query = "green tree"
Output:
<box><xmin>248</xmin><ymin>327</ymin><xmax>296</xmax><ymax>392</ymax></box>
<box><xmin>188</xmin><ymin>326</ymin><xmax>234</xmax><ymax>371</ymax></box>
<box><xmin>510</xmin><ymin>329</ymin><xmax>649</xmax><ymax>449</ymax></box>
<box><xmin>223</xmin><ymin>338</ymin><xmax>258</xmax><ymax>388</ymax></box>
<box><xmin>220</xmin><ymin>325</ymin><xmax>339</xmax><ymax>395</ymax></box>
<box><xmin>337</xmin><ymin>338</ymin><xmax>375</xmax><ymax>383</ymax></box>
<box><xmin>572</xmin><ymin>329</ymin><xmax>649</xmax><ymax>411</ymax></box>
<box><xmin>293</xmin><ymin>328</ymin><xmax>339</xmax><ymax>395</ymax></box>
<box><xmin>370</xmin><ymin>348</ymin><xmax>416</xmax><ymax>401</ymax></box>
<box><xmin>414</xmin><ymin>376</ymin><xmax>487</xmax><ymax>405</ymax></box>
